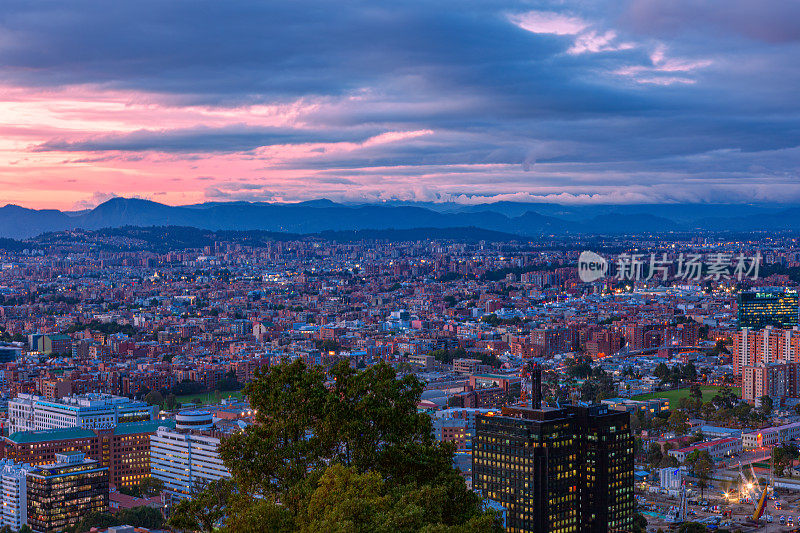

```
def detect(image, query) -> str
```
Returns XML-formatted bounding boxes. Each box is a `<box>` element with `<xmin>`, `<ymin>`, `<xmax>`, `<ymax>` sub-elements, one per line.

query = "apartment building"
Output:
<box><xmin>741</xmin><ymin>362</ymin><xmax>800</xmax><ymax>403</ymax></box>
<box><xmin>732</xmin><ymin>326</ymin><xmax>800</xmax><ymax>375</ymax></box>
<box><xmin>149</xmin><ymin>411</ymin><xmax>231</xmax><ymax>502</ymax></box>
<box><xmin>0</xmin><ymin>459</ymin><xmax>33</xmax><ymax>530</ymax></box>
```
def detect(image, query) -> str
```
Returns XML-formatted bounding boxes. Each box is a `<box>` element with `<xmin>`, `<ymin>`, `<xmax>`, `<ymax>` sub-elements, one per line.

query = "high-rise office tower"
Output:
<box><xmin>738</xmin><ymin>289</ymin><xmax>799</xmax><ymax>330</ymax></box>
<box><xmin>472</xmin><ymin>404</ymin><xmax>634</xmax><ymax>533</ymax></box>
<box><xmin>26</xmin><ymin>452</ymin><xmax>108</xmax><ymax>533</ymax></box>
<box><xmin>570</xmin><ymin>405</ymin><xmax>634</xmax><ymax>531</ymax></box>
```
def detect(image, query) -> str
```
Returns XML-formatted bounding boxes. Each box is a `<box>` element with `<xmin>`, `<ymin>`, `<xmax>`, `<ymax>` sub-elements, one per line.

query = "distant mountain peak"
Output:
<box><xmin>93</xmin><ymin>196</ymin><xmax>164</xmax><ymax>208</ymax></box>
<box><xmin>295</xmin><ymin>199</ymin><xmax>338</xmax><ymax>207</ymax></box>
<box><xmin>0</xmin><ymin>197</ymin><xmax>800</xmax><ymax>239</ymax></box>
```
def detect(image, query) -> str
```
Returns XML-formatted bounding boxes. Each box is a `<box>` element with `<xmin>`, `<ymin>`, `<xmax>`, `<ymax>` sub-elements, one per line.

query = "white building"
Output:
<box><xmin>150</xmin><ymin>411</ymin><xmax>231</xmax><ymax>502</ymax></box>
<box><xmin>742</xmin><ymin>422</ymin><xmax>800</xmax><ymax>449</ymax></box>
<box><xmin>0</xmin><ymin>459</ymin><xmax>33</xmax><ymax>530</ymax></box>
<box><xmin>668</xmin><ymin>437</ymin><xmax>742</xmax><ymax>462</ymax></box>
<box><xmin>8</xmin><ymin>393</ymin><xmax>156</xmax><ymax>434</ymax></box>
<box><xmin>659</xmin><ymin>467</ymin><xmax>684</xmax><ymax>491</ymax></box>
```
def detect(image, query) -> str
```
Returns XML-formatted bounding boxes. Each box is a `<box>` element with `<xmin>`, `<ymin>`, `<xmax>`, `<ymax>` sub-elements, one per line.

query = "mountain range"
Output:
<box><xmin>0</xmin><ymin>197</ymin><xmax>798</xmax><ymax>239</ymax></box>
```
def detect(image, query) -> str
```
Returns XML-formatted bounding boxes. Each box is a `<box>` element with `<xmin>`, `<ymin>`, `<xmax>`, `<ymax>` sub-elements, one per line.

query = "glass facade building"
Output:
<box><xmin>738</xmin><ymin>289</ymin><xmax>799</xmax><ymax>330</ymax></box>
<box><xmin>473</xmin><ymin>404</ymin><xmax>633</xmax><ymax>533</ymax></box>
<box><xmin>26</xmin><ymin>452</ymin><xmax>108</xmax><ymax>533</ymax></box>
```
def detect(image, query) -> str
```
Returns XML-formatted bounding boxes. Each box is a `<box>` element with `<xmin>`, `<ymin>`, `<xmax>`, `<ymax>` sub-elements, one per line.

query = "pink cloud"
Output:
<box><xmin>649</xmin><ymin>44</ymin><xmax>713</xmax><ymax>72</ymax></box>
<box><xmin>634</xmin><ymin>76</ymin><xmax>696</xmax><ymax>86</ymax></box>
<box><xmin>567</xmin><ymin>31</ymin><xmax>636</xmax><ymax>55</ymax></box>
<box><xmin>613</xmin><ymin>44</ymin><xmax>712</xmax><ymax>84</ymax></box>
<box><xmin>508</xmin><ymin>11</ymin><xmax>589</xmax><ymax>36</ymax></box>
<box><xmin>510</xmin><ymin>11</ymin><xmax>638</xmax><ymax>56</ymax></box>
<box><xmin>0</xmin><ymin>82</ymin><xmax>443</xmax><ymax>209</ymax></box>
<box><xmin>361</xmin><ymin>129</ymin><xmax>433</xmax><ymax>147</ymax></box>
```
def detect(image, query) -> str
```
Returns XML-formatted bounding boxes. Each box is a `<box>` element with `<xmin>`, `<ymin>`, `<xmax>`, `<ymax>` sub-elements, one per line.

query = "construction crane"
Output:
<box><xmin>665</xmin><ymin>480</ymin><xmax>687</xmax><ymax>524</ymax></box>
<box><xmin>679</xmin><ymin>480</ymin><xmax>687</xmax><ymax>522</ymax></box>
<box><xmin>752</xmin><ymin>485</ymin><xmax>769</xmax><ymax>522</ymax></box>
<box><xmin>737</xmin><ymin>459</ymin><xmax>773</xmax><ymax>523</ymax></box>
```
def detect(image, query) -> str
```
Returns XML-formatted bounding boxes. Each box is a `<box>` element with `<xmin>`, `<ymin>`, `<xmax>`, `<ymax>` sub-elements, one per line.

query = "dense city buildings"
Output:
<box><xmin>0</xmin><ymin>0</ymin><xmax>797</xmax><ymax>526</ymax></box>
<box><xmin>0</xmin><ymin>228</ymin><xmax>799</xmax><ymax>530</ymax></box>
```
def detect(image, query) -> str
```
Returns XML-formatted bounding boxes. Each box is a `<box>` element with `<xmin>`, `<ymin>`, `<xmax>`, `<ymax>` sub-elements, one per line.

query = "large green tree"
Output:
<box><xmin>773</xmin><ymin>444</ymin><xmax>800</xmax><ymax>478</ymax></box>
<box><xmin>677</xmin><ymin>523</ymin><xmax>707</xmax><ymax>533</ymax></box>
<box><xmin>647</xmin><ymin>443</ymin><xmax>664</xmax><ymax>469</ymax></box>
<box><xmin>171</xmin><ymin>361</ymin><xmax>500</xmax><ymax>532</ymax></box>
<box><xmin>73</xmin><ymin>505</ymin><xmax>164</xmax><ymax>533</ymax></box>
<box><xmin>759</xmin><ymin>395</ymin><xmax>774</xmax><ymax>418</ymax></box>
<box><xmin>692</xmin><ymin>451</ymin><xmax>713</xmax><ymax>500</ymax></box>
<box><xmin>667</xmin><ymin>409</ymin><xmax>690</xmax><ymax>436</ymax></box>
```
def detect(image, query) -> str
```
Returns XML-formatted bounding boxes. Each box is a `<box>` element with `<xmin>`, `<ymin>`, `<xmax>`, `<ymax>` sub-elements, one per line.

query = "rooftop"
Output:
<box><xmin>113</xmin><ymin>418</ymin><xmax>175</xmax><ymax>436</ymax></box>
<box><xmin>7</xmin><ymin>427</ymin><xmax>95</xmax><ymax>444</ymax></box>
<box><xmin>671</xmin><ymin>437</ymin><xmax>740</xmax><ymax>454</ymax></box>
<box><xmin>6</xmin><ymin>419</ymin><xmax>176</xmax><ymax>443</ymax></box>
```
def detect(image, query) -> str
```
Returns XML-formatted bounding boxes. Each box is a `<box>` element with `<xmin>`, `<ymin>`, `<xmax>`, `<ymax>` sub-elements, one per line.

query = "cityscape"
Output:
<box><xmin>2</xmin><ymin>1</ymin><xmax>800</xmax><ymax>533</ymax></box>
<box><xmin>0</xmin><ymin>231</ymin><xmax>796</xmax><ymax>532</ymax></box>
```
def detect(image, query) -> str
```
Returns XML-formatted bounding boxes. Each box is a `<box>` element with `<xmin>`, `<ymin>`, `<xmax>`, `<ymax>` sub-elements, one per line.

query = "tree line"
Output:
<box><xmin>168</xmin><ymin>360</ymin><xmax>502</xmax><ymax>532</ymax></box>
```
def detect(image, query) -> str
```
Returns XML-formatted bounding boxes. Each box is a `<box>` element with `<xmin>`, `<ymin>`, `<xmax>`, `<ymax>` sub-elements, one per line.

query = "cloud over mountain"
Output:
<box><xmin>0</xmin><ymin>0</ymin><xmax>797</xmax><ymax>209</ymax></box>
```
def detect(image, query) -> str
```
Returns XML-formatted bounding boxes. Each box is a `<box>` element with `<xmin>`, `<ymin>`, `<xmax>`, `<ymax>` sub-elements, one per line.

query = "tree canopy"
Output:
<box><xmin>169</xmin><ymin>360</ymin><xmax>501</xmax><ymax>532</ymax></box>
<box><xmin>580</xmin><ymin>367</ymin><xmax>615</xmax><ymax>403</ymax></box>
<box><xmin>773</xmin><ymin>444</ymin><xmax>800</xmax><ymax>478</ymax></box>
<box><xmin>73</xmin><ymin>505</ymin><xmax>164</xmax><ymax>533</ymax></box>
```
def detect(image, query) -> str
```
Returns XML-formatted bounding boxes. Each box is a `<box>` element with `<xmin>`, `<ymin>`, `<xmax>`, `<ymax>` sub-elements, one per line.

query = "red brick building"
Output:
<box><xmin>2</xmin><ymin>419</ymin><xmax>175</xmax><ymax>488</ymax></box>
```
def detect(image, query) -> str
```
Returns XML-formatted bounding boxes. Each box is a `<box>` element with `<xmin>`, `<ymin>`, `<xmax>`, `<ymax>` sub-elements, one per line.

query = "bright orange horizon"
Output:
<box><xmin>0</xmin><ymin>84</ymin><xmax>443</xmax><ymax>210</ymax></box>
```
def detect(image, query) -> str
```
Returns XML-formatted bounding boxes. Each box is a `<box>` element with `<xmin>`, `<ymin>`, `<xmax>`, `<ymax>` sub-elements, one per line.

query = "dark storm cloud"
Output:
<box><xmin>34</xmin><ymin>126</ymin><xmax>379</xmax><ymax>153</ymax></box>
<box><xmin>623</xmin><ymin>0</ymin><xmax>800</xmax><ymax>43</ymax></box>
<box><xmin>2</xmin><ymin>0</ymin><xmax>799</xmax><ymax>203</ymax></box>
<box><xmin>0</xmin><ymin>0</ymin><xmax>653</xmax><ymax>110</ymax></box>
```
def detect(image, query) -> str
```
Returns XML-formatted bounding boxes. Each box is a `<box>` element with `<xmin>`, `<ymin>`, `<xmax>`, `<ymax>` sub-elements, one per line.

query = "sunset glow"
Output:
<box><xmin>1</xmin><ymin>0</ymin><xmax>799</xmax><ymax>209</ymax></box>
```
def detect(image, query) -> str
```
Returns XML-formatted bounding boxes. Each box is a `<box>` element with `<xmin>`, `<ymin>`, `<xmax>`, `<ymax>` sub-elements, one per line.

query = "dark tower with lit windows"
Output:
<box><xmin>568</xmin><ymin>404</ymin><xmax>634</xmax><ymax>532</ymax></box>
<box><xmin>737</xmin><ymin>289</ymin><xmax>799</xmax><ymax>330</ymax></box>
<box><xmin>472</xmin><ymin>403</ymin><xmax>634</xmax><ymax>533</ymax></box>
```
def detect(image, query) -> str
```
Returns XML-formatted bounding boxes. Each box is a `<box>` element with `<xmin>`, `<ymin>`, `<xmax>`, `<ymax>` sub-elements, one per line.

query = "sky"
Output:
<box><xmin>1</xmin><ymin>0</ymin><xmax>799</xmax><ymax>210</ymax></box>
